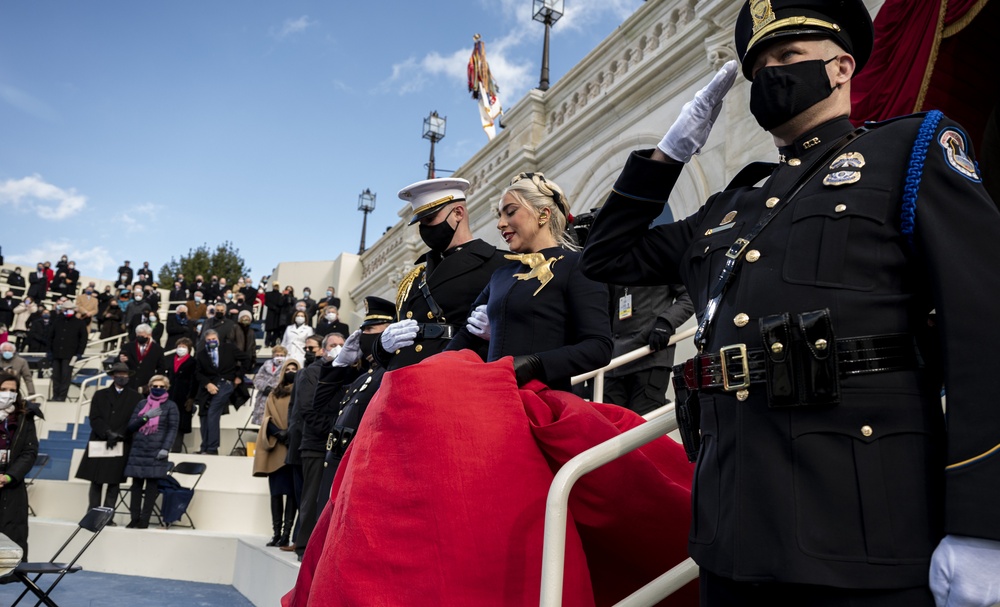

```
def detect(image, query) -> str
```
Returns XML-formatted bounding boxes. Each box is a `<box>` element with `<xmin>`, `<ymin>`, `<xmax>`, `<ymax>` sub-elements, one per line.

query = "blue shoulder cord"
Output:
<box><xmin>900</xmin><ymin>110</ymin><xmax>944</xmax><ymax>248</ymax></box>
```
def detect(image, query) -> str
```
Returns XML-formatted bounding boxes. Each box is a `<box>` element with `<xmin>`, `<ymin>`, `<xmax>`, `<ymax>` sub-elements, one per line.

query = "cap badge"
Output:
<box><xmin>750</xmin><ymin>0</ymin><xmax>776</xmax><ymax>34</ymax></box>
<box><xmin>830</xmin><ymin>152</ymin><xmax>866</xmax><ymax>170</ymax></box>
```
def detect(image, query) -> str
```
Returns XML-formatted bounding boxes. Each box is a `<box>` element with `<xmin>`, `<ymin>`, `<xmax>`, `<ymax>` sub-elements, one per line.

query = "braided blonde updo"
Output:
<box><xmin>501</xmin><ymin>172</ymin><xmax>579</xmax><ymax>251</ymax></box>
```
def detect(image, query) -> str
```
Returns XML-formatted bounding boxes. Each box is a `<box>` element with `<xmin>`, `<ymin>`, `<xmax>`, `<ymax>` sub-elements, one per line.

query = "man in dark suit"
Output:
<box><xmin>135</xmin><ymin>261</ymin><xmax>153</xmax><ymax>286</ymax></box>
<box><xmin>264</xmin><ymin>282</ymin><xmax>283</xmax><ymax>347</ymax></box>
<box><xmin>373</xmin><ymin>178</ymin><xmax>506</xmax><ymax>371</ymax></box>
<box><xmin>117</xmin><ymin>260</ymin><xmax>133</xmax><ymax>287</ymax></box>
<box><xmin>314</xmin><ymin>306</ymin><xmax>349</xmax><ymax>339</ymax></box>
<box><xmin>193</xmin><ymin>328</ymin><xmax>247</xmax><ymax>454</ymax></box>
<box><xmin>581</xmin><ymin>1</ymin><xmax>1000</xmax><ymax>604</ymax></box>
<box><xmin>604</xmin><ymin>284</ymin><xmax>694</xmax><ymax>415</ymax></box>
<box><xmin>118</xmin><ymin>324</ymin><xmax>166</xmax><ymax>394</ymax></box>
<box><xmin>48</xmin><ymin>302</ymin><xmax>89</xmax><ymax>401</ymax></box>
<box><xmin>165</xmin><ymin>304</ymin><xmax>198</xmax><ymax>350</ymax></box>
<box><xmin>7</xmin><ymin>266</ymin><xmax>26</xmax><ymax>298</ymax></box>
<box><xmin>26</xmin><ymin>263</ymin><xmax>47</xmax><ymax>302</ymax></box>
<box><xmin>0</xmin><ymin>289</ymin><xmax>18</xmax><ymax>328</ymax></box>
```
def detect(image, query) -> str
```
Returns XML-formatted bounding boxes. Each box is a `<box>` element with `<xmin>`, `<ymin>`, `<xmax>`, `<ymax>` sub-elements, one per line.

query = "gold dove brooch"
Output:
<box><xmin>505</xmin><ymin>253</ymin><xmax>564</xmax><ymax>296</ymax></box>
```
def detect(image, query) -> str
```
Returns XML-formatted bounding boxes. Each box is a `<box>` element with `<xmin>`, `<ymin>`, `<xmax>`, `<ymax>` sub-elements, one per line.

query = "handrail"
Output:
<box><xmin>542</xmin><ymin>327</ymin><xmax>697</xmax><ymax>606</ymax></box>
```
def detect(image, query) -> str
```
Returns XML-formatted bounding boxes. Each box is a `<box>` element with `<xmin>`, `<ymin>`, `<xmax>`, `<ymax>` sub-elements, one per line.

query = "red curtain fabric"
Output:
<box><xmin>283</xmin><ymin>350</ymin><xmax>696</xmax><ymax>607</ymax></box>
<box><xmin>851</xmin><ymin>0</ymin><xmax>988</xmax><ymax>124</ymax></box>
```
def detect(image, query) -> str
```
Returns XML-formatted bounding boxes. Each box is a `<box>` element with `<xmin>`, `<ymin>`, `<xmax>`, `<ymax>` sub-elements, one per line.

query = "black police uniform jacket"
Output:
<box><xmin>374</xmin><ymin>239</ymin><xmax>506</xmax><ymax>371</ymax></box>
<box><xmin>581</xmin><ymin>114</ymin><xmax>1000</xmax><ymax>589</ymax></box>
<box><xmin>448</xmin><ymin>247</ymin><xmax>612</xmax><ymax>391</ymax></box>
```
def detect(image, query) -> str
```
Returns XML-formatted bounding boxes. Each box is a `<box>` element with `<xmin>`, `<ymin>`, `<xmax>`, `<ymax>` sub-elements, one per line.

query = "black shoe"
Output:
<box><xmin>266</xmin><ymin>535</ymin><xmax>281</xmax><ymax>547</ymax></box>
<box><xmin>126</xmin><ymin>521</ymin><xmax>137</xmax><ymax>529</ymax></box>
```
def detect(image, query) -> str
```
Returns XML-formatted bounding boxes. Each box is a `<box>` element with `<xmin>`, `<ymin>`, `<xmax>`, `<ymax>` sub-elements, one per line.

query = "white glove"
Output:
<box><xmin>930</xmin><ymin>535</ymin><xmax>1000</xmax><ymax>607</ymax></box>
<box><xmin>332</xmin><ymin>330</ymin><xmax>362</xmax><ymax>367</ymax></box>
<box><xmin>380</xmin><ymin>319</ymin><xmax>419</xmax><ymax>352</ymax></box>
<box><xmin>466</xmin><ymin>305</ymin><xmax>491</xmax><ymax>341</ymax></box>
<box><xmin>657</xmin><ymin>59</ymin><xmax>738</xmax><ymax>163</ymax></box>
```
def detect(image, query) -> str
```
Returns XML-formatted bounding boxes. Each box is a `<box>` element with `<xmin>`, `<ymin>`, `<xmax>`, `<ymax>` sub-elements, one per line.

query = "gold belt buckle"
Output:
<box><xmin>720</xmin><ymin>344</ymin><xmax>750</xmax><ymax>391</ymax></box>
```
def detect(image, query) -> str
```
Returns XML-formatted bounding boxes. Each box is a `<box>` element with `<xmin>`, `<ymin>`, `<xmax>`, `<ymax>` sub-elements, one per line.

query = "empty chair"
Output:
<box><xmin>10</xmin><ymin>506</ymin><xmax>114</xmax><ymax>607</ymax></box>
<box><xmin>24</xmin><ymin>453</ymin><xmax>50</xmax><ymax>517</ymax></box>
<box><xmin>158</xmin><ymin>461</ymin><xmax>206</xmax><ymax>529</ymax></box>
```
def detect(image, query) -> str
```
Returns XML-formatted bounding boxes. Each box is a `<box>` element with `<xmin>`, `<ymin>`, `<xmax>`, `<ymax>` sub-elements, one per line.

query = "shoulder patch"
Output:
<box><xmin>938</xmin><ymin>127</ymin><xmax>981</xmax><ymax>182</ymax></box>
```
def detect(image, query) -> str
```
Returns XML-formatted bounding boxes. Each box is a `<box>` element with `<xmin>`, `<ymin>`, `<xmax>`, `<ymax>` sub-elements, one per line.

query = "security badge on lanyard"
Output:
<box><xmin>619</xmin><ymin>288</ymin><xmax>632</xmax><ymax>320</ymax></box>
<box><xmin>0</xmin><ymin>449</ymin><xmax>9</xmax><ymax>465</ymax></box>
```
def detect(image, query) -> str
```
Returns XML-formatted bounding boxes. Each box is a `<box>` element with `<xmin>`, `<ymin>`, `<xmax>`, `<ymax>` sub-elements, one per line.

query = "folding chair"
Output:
<box><xmin>10</xmin><ymin>506</ymin><xmax>114</xmax><ymax>607</ymax></box>
<box><xmin>159</xmin><ymin>462</ymin><xmax>206</xmax><ymax>529</ymax></box>
<box><xmin>114</xmin><ymin>462</ymin><xmax>174</xmax><ymax>527</ymax></box>
<box><xmin>229</xmin><ymin>410</ymin><xmax>259</xmax><ymax>456</ymax></box>
<box><xmin>25</xmin><ymin>454</ymin><xmax>50</xmax><ymax>517</ymax></box>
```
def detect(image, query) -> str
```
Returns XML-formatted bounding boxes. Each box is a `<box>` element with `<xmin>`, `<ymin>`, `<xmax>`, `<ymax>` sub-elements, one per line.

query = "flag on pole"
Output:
<box><xmin>467</xmin><ymin>34</ymin><xmax>503</xmax><ymax>140</ymax></box>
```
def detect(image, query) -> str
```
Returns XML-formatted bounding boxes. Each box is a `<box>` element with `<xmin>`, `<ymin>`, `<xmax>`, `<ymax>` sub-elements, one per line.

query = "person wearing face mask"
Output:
<box><xmin>123</xmin><ymin>288</ymin><xmax>151</xmax><ymax>331</ymax></box>
<box><xmin>0</xmin><ymin>373</ymin><xmax>41</xmax><ymax>559</ymax></box>
<box><xmin>127</xmin><ymin>307</ymin><xmax>163</xmax><ymax>345</ymax></box>
<box><xmin>135</xmin><ymin>261</ymin><xmax>153</xmax><ymax>287</ymax></box>
<box><xmin>7</xmin><ymin>266</ymin><xmax>26</xmax><ymax>298</ymax></box>
<box><xmin>98</xmin><ymin>292</ymin><xmax>126</xmax><ymax>352</ymax></box>
<box><xmin>282</xmin><ymin>310</ymin><xmax>314</xmax><ymax>365</ymax></box>
<box><xmin>0</xmin><ymin>290</ymin><xmax>18</xmax><ymax>332</ymax></box>
<box><xmin>200</xmin><ymin>303</ymin><xmax>237</xmax><ymax>347</ymax></box>
<box><xmin>447</xmin><ymin>172</ymin><xmax>612</xmax><ymax>390</ymax></box>
<box><xmin>48</xmin><ymin>302</ymin><xmax>88</xmax><ymax>402</ymax></box>
<box><xmin>168</xmin><ymin>281</ymin><xmax>188</xmax><ymax>312</ymax></box>
<box><xmin>185</xmin><ymin>290</ymin><xmax>208</xmax><ymax>324</ymax></box>
<box><xmin>253</xmin><ymin>359</ymin><xmax>301</xmax><ymax>548</ymax></box>
<box><xmin>316</xmin><ymin>287</ymin><xmax>340</xmax><ymax>318</ymax></box>
<box><xmin>193</xmin><ymin>329</ymin><xmax>248</xmax><ymax>455</ymax></box>
<box><xmin>25</xmin><ymin>306</ymin><xmax>53</xmax><ymax>357</ymax></box>
<box><xmin>75</xmin><ymin>284</ymin><xmax>99</xmax><ymax>329</ymax></box>
<box><xmin>251</xmin><ymin>345</ymin><xmax>289</xmax><ymax>426</ymax></box>
<box><xmin>233</xmin><ymin>310</ymin><xmax>258</xmax><ymax>371</ymax></box>
<box><xmin>0</xmin><ymin>343</ymin><xmax>36</xmax><ymax>397</ymax></box>
<box><xmin>314</xmin><ymin>306</ymin><xmax>349</xmax><ymax>339</ymax></box>
<box><xmin>117</xmin><ymin>324</ymin><xmax>166</xmax><ymax>394</ymax></box>
<box><xmin>75</xmin><ymin>363</ymin><xmax>142</xmax><ymax>520</ymax></box>
<box><xmin>165</xmin><ymin>337</ymin><xmax>197</xmax><ymax>452</ymax></box>
<box><xmin>581</xmin><ymin>1</ymin><xmax>1000</xmax><ymax>605</ymax></box>
<box><xmin>26</xmin><ymin>263</ymin><xmax>48</xmax><ymax>302</ymax></box>
<box><xmin>117</xmin><ymin>260</ymin><xmax>133</xmax><ymax>287</ymax></box>
<box><xmin>165</xmin><ymin>304</ymin><xmax>198</xmax><ymax>351</ymax></box>
<box><xmin>123</xmin><ymin>375</ymin><xmax>178</xmax><ymax>528</ymax></box>
<box><xmin>297</xmin><ymin>289</ymin><xmax>318</xmax><ymax>327</ymax></box>
<box><xmin>372</xmin><ymin>178</ymin><xmax>506</xmax><ymax>372</ymax></box>
<box><xmin>295</xmin><ymin>298</ymin><xmax>393</xmax><ymax>562</ymax></box>
<box><xmin>264</xmin><ymin>282</ymin><xmax>285</xmax><ymax>347</ymax></box>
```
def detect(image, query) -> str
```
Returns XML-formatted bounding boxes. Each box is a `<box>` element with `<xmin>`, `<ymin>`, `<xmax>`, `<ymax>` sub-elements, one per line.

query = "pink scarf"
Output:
<box><xmin>138</xmin><ymin>390</ymin><xmax>168</xmax><ymax>436</ymax></box>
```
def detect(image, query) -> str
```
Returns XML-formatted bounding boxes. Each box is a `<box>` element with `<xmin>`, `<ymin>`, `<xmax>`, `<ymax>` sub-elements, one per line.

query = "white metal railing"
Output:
<box><xmin>544</xmin><ymin>327</ymin><xmax>698</xmax><ymax>606</ymax></box>
<box><xmin>85</xmin><ymin>332</ymin><xmax>126</xmax><ymax>352</ymax></box>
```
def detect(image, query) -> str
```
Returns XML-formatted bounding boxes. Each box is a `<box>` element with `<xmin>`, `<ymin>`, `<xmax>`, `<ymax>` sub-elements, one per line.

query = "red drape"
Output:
<box><xmin>282</xmin><ymin>350</ymin><xmax>696</xmax><ymax>607</ymax></box>
<box><xmin>851</xmin><ymin>0</ymin><xmax>989</xmax><ymax>124</ymax></box>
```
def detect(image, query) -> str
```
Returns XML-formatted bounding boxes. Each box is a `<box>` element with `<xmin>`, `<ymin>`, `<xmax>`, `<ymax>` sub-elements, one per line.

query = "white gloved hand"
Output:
<box><xmin>380</xmin><ymin>319</ymin><xmax>419</xmax><ymax>352</ymax></box>
<box><xmin>657</xmin><ymin>59</ymin><xmax>739</xmax><ymax>162</ymax></box>
<box><xmin>332</xmin><ymin>330</ymin><xmax>362</xmax><ymax>367</ymax></box>
<box><xmin>930</xmin><ymin>535</ymin><xmax>1000</xmax><ymax>607</ymax></box>
<box><xmin>466</xmin><ymin>305</ymin><xmax>491</xmax><ymax>341</ymax></box>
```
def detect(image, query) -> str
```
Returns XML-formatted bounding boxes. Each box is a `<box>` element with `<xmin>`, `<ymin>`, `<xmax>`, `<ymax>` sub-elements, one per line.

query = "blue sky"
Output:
<box><xmin>0</xmin><ymin>0</ymin><xmax>644</xmax><ymax>283</ymax></box>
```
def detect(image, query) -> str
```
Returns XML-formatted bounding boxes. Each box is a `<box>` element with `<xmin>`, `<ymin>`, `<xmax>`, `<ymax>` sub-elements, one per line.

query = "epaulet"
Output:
<box><xmin>724</xmin><ymin>162</ymin><xmax>778</xmax><ymax>191</ymax></box>
<box><xmin>862</xmin><ymin>111</ymin><xmax>934</xmax><ymax>130</ymax></box>
<box><xmin>396</xmin><ymin>265</ymin><xmax>425</xmax><ymax>315</ymax></box>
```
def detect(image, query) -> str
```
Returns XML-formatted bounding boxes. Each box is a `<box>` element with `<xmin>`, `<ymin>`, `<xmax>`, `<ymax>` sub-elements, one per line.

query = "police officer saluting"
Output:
<box><xmin>581</xmin><ymin>1</ymin><xmax>1000</xmax><ymax>605</ymax></box>
<box><xmin>373</xmin><ymin>178</ymin><xmax>506</xmax><ymax>370</ymax></box>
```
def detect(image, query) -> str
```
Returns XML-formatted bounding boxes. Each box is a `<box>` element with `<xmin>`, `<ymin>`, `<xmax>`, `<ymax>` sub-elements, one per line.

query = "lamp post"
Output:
<box><xmin>423</xmin><ymin>110</ymin><xmax>447</xmax><ymax>179</ymax></box>
<box><xmin>357</xmin><ymin>188</ymin><xmax>376</xmax><ymax>254</ymax></box>
<box><xmin>533</xmin><ymin>0</ymin><xmax>564</xmax><ymax>91</ymax></box>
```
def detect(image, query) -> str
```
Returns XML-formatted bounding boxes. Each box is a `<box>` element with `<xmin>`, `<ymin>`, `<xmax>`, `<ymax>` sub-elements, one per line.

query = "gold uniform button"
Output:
<box><xmin>815</xmin><ymin>338</ymin><xmax>828</xmax><ymax>350</ymax></box>
<box><xmin>406</xmin><ymin>311</ymin><xmax>413</xmax><ymax>319</ymax></box>
<box><xmin>734</xmin><ymin>313</ymin><xmax>750</xmax><ymax>327</ymax></box>
<box><xmin>736</xmin><ymin>389</ymin><xmax>749</xmax><ymax>402</ymax></box>
<box><xmin>766</xmin><ymin>197</ymin><xmax>780</xmax><ymax>208</ymax></box>
<box><xmin>771</xmin><ymin>342</ymin><xmax>784</xmax><ymax>354</ymax></box>
<box><xmin>746</xmin><ymin>250</ymin><xmax>761</xmax><ymax>263</ymax></box>
<box><xmin>395</xmin><ymin>349</ymin><xmax>401</xmax><ymax>355</ymax></box>
<box><xmin>415</xmin><ymin>344</ymin><xmax>423</xmax><ymax>353</ymax></box>
<box><xmin>788</xmin><ymin>158</ymin><xmax>802</xmax><ymax>167</ymax></box>
<box><xmin>835</xmin><ymin>204</ymin><xmax>847</xmax><ymax>213</ymax></box>
<box><xmin>427</xmin><ymin>312</ymin><xmax>434</xmax><ymax>320</ymax></box>
<box><xmin>861</xmin><ymin>425</ymin><xmax>873</xmax><ymax>437</ymax></box>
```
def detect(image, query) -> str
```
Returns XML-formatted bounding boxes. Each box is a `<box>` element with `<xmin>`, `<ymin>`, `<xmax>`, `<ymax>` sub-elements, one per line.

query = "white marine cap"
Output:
<box><xmin>398</xmin><ymin>177</ymin><xmax>470</xmax><ymax>225</ymax></box>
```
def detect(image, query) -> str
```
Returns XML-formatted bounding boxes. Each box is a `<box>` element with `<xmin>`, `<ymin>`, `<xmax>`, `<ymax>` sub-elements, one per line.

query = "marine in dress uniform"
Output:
<box><xmin>581</xmin><ymin>1</ymin><xmax>1000</xmax><ymax>605</ymax></box>
<box><xmin>372</xmin><ymin>178</ymin><xmax>507</xmax><ymax>371</ymax></box>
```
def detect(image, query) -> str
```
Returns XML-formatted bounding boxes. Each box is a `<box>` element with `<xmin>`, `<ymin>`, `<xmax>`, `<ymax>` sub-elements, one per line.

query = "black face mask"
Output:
<box><xmin>137</xmin><ymin>335</ymin><xmax>149</xmax><ymax>345</ymax></box>
<box><xmin>283</xmin><ymin>371</ymin><xmax>297</xmax><ymax>384</ymax></box>
<box><xmin>303</xmin><ymin>351</ymin><xmax>317</xmax><ymax>365</ymax></box>
<box><xmin>749</xmin><ymin>58</ymin><xmax>836</xmax><ymax>131</ymax></box>
<box><xmin>359</xmin><ymin>332</ymin><xmax>379</xmax><ymax>359</ymax></box>
<box><xmin>418</xmin><ymin>209</ymin><xmax>457</xmax><ymax>253</ymax></box>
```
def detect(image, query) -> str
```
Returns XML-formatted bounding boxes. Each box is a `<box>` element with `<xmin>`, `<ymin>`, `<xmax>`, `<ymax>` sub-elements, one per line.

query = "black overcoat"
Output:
<box><xmin>0</xmin><ymin>408</ymin><xmax>39</xmax><ymax>560</ymax></box>
<box><xmin>75</xmin><ymin>385</ymin><xmax>143</xmax><ymax>484</ymax></box>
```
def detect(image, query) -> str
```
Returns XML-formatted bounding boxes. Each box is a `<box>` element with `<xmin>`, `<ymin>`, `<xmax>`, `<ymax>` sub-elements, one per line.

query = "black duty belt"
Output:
<box><xmin>674</xmin><ymin>333</ymin><xmax>918</xmax><ymax>393</ymax></box>
<box><xmin>417</xmin><ymin>323</ymin><xmax>456</xmax><ymax>340</ymax></box>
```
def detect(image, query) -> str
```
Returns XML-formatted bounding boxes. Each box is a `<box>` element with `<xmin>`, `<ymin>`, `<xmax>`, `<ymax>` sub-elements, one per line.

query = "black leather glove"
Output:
<box><xmin>648</xmin><ymin>319</ymin><xmax>674</xmax><ymax>352</ymax></box>
<box><xmin>274</xmin><ymin>429</ymin><xmax>289</xmax><ymax>445</ymax></box>
<box><xmin>512</xmin><ymin>354</ymin><xmax>544</xmax><ymax>387</ymax></box>
<box><xmin>106</xmin><ymin>431</ymin><xmax>122</xmax><ymax>449</ymax></box>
